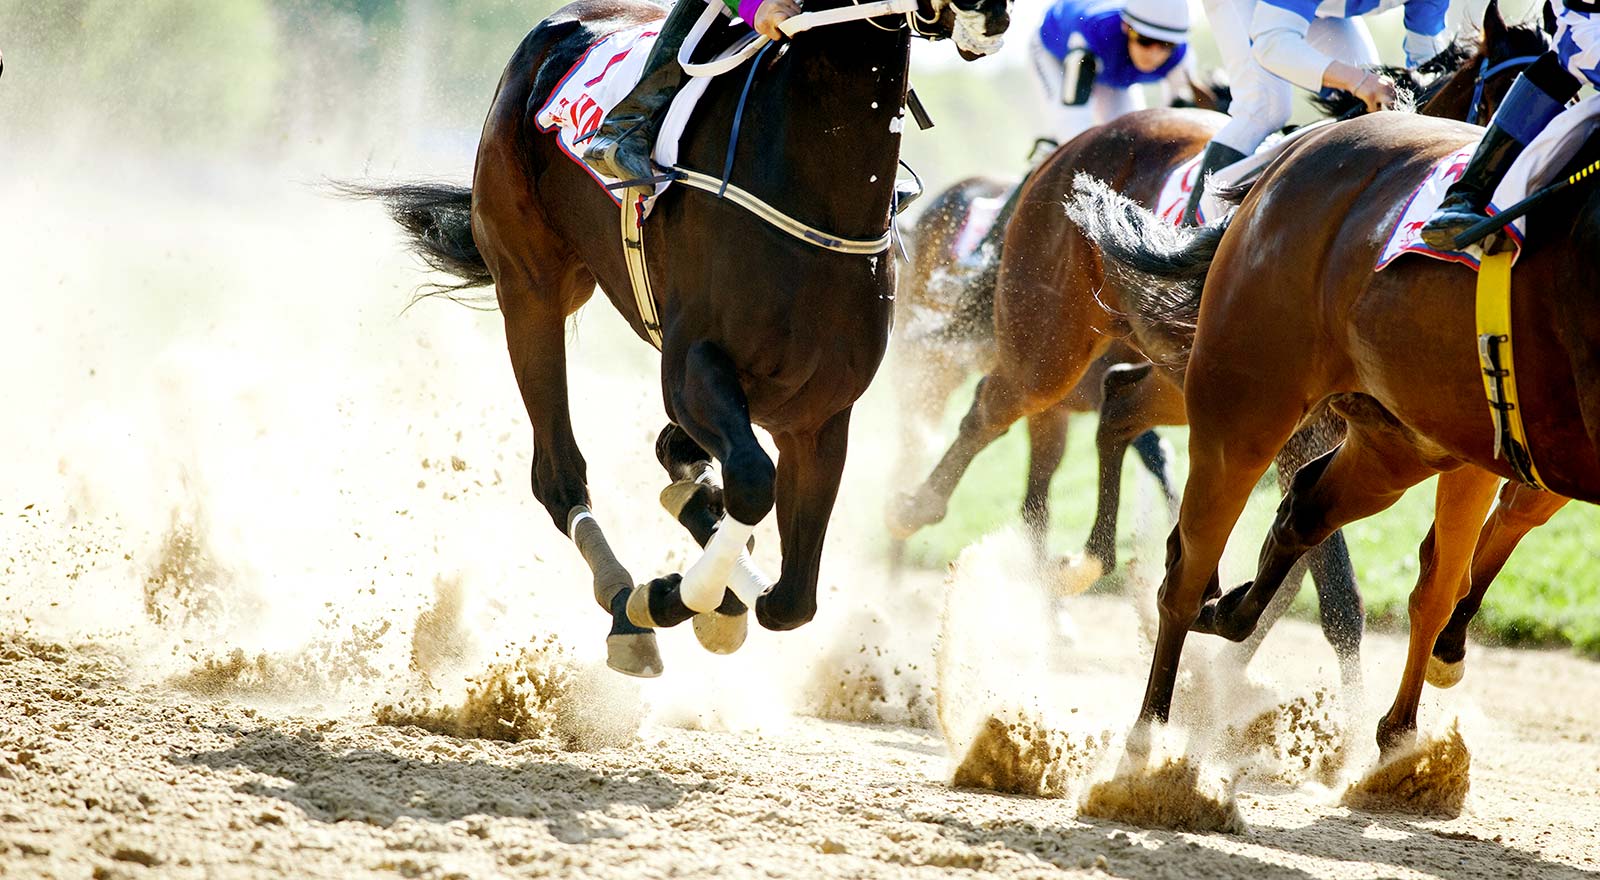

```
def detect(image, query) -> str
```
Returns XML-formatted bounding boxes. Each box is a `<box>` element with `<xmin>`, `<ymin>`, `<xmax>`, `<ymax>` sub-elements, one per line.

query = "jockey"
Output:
<box><xmin>1182</xmin><ymin>0</ymin><xmax>1449</xmax><ymax>222</ymax></box>
<box><xmin>584</xmin><ymin>0</ymin><xmax>797</xmax><ymax>182</ymax></box>
<box><xmin>1030</xmin><ymin>0</ymin><xmax>1193</xmax><ymax>142</ymax></box>
<box><xmin>1421</xmin><ymin>2</ymin><xmax>1592</xmax><ymax>248</ymax></box>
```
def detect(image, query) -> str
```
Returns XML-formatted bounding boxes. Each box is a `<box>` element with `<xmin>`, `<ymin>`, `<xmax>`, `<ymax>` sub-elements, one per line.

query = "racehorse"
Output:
<box><xmin>889</xmin><ymin>79</ymin><xmax>1237</xmax><ymax>567</ymax></box>
<box><xmin>1070</xmin><ymin>13</ymin><xmax>1584</xmax><ymax>754</ymax></box>
<box><xmin>348</xmin><ymin>0</ymin><xmax>1012</xmax><ymax>677</ymax></box>
<box><xmin>887</xmin><ymin>2</ymin><xmax>1548</xmax><ymax>688</ymax></box>
<box><xmin>889</xmin><ymin>176</ymin><xmax>1176</xmax><ymax>566</ymax></box>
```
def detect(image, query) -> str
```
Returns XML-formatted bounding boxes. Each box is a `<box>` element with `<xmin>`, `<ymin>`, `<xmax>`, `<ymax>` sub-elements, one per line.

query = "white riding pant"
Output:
<box><xmin>1029</xmin><ymin>31</ymin><xmax>1146</xmax><ymax>144</ymax></box>
<box><xmin>1205</xmin><ymin>0</ymin><xmax>1377</xmax><ymax>154</ymax></box>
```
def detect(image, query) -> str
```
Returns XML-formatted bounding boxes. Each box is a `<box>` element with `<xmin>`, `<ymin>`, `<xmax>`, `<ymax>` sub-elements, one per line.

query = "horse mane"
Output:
<box><xmin>1309</xmin><ymin>41</ymin><xmax>1474</xmax><ymax>120</ymax></box>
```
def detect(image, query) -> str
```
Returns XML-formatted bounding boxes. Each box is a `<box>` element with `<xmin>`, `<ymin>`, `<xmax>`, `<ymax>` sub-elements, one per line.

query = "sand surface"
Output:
<box><xmin>3</xmin><ymin>586</ymin><xmax>1597</xmax><ymax>880</ymax></box>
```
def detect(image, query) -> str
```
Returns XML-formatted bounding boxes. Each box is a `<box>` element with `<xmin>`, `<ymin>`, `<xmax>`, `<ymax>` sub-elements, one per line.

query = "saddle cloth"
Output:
<box><xmin>951</xmin><ymin>196</ymin><xmax>1005</xmax><ymax>259</ymax></box>
<box><xmin>1154</xmin><ymin>153</ymin><xmax>1211</xmax><ymax>226</ymax></box>
<box><xmin>533</xmin><ymin>20</ymin><xmax>711</xmax><ymax>207</ymax></box>
<box><xmin>1152</xmin><ymin>123</ymin><xmax>1329</xmax><ymax>227</ymax></box>
<box><xmin>1378</xmin><ymin>92</ymin><xmax>1600</xmax><ymax>271</ymax></box>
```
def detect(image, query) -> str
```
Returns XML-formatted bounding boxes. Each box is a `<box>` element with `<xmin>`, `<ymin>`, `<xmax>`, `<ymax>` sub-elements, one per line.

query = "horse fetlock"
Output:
<box><xmin>629</xmin><ymin>574</ymin><xmax>696</xmax><ymax>629</ymax></box>
<box><xmin>1375</xmin><ymin>712</ymin><xmax>1418</xmax><ymax>759</ymax></box>
<box><xmin>1197</xmin><ymin>583</ymin><xmax>1261</xmax><ymax>642</ymax></box>
<box><xmin>679</xmin><ymin>517</ymin><xmax>756</xmax><ymax>612</ymax></box>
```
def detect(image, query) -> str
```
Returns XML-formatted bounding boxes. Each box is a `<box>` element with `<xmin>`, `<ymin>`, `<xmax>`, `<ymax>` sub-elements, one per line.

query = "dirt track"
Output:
<box><xmin>5</xmin><ymin>162</ymin><xmax>1599</xmax><ymax>880</ymax></box>
<box><xmin>3</xmin><ymin>578</ymin><xmax>1597</xmax><ymax>880</ymax></box>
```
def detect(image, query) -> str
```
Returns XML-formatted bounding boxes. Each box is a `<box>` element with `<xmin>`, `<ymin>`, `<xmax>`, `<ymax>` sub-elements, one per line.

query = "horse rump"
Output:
<box><xmin>332</xmin><ymin>180</ymin><xmax>494</xmax><ymax>304</ymax></box>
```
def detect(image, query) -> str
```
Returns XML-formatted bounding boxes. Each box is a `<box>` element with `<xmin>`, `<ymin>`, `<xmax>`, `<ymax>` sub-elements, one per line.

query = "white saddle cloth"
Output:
<box><xmin>1378</xmin><ymin>93</ymin><xmax>1600</xmax><ymax>271</ymax></box>
<box><xmin>533</xmin><ymin>19</ymin><xmax>715</xmax><ymax>207</ymax></box>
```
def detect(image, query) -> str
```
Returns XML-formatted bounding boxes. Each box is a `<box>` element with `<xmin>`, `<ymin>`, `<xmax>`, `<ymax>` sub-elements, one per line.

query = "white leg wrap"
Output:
<box><xmin>727</xmin><ymin>551</ymin><xmax>773</xmax><ymax>607</ymax></box>
<box><xmin>678</xmin><ymin>517</ymin><xmax>756</xmax><ymax>613</ymax></box>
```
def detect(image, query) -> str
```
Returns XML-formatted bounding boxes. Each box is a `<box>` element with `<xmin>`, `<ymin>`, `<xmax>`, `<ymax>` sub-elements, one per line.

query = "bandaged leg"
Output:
<box><xmin>679</xmin><ymin>516</ymin><xmax>759</xmax><ymax>612</ymax></box>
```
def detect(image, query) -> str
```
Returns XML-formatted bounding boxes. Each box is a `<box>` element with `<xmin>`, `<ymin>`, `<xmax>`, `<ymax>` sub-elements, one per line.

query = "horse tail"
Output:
<box><xmin>1065</xmin><ymin>174</ymin><xmax>1226</xmax><ymax>340</ymax></box>
<box><xmin>332</xmin><ymin>181</ymin><xmax>494</xmax><ymax>303</ymax></box>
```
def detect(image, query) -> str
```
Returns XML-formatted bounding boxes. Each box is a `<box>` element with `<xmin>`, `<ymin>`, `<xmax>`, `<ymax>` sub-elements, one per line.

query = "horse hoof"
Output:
<box><xmin>755</xmin><ymin>592</ymin><xmax>815</xmax><ymax>632</ymax></box>
<box><xmin>1426</xmin><ymin>654</ymin><xmax>1465</xmax><ymax>689</ymax></box>
<box><xmin>885</xmin><ymin>489</ymin><xmax>945</xmax><ymax>540</ymax></box>
<box><xmin>1049</xmin><ymin>553</ymin><xmax>1103</xmax><ymax>597</ymax></box>
<box><xmin>692</xmin><ymin>608</ymin><xmax>748</xmax><ymax>654</ymax></box>
<box><xmin>606</xmin><ymin>631</ymin><xmax>663</xmax><ymax>678</ymax></box>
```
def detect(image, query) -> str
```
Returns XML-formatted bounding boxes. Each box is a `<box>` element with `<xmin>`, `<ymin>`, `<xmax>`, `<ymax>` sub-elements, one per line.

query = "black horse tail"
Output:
<box><xmin>1065</xmin><ymin>174</ymin><xmax>1228</xmax><ymax>357</ymax></box>
<box><xmin>332</xmin><ymin>181</ymin><xmax>495</xmax><ymax>305</ymax></box>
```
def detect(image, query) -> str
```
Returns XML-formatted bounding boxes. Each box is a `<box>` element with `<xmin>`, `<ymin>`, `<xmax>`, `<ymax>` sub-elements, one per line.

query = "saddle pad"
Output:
<box><xmin>951</xmin><ymin>196</ymin><xmax>1004</xmax><ymax>259</ymax></box>
<box><xmin>1378</xmin><ymin>93</ymin><xmax>1600</xmax><ymax>271</ymax></box>
<box><xmin>1155</xmin><ymin>153</ymin><xmax>1209</xmax><ymax>226</ymax></box>
<box><xmin>534</xmin><ymin>21</ymin><xmax>715</xmax><ymax>209</ymax></box>
<box><xmin>1376</xmin><ymin>143</ymin><xmax>1522</xmax><ymax>271</ymax></box>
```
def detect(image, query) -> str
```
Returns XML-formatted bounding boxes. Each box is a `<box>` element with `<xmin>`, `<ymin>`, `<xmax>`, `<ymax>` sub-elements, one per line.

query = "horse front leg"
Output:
<box><xmin>628</xmin><ymin>340</ymin><xmax>777</xmax><ymax>630</ymax></box>
<box><xmin>653</xmin><ymin>422</ymin><xmax>766</xmax><ymax>654</ymax></box>
<box><xmin>1427</xmin><ymin>481</ymin><xmax>1568</xmax><ymax>688</ymax></box>
<box><xmin>1376</xmin><ymin>466</ymin><xmax>1500</xmax><ymax>756</ymax></box>
<box><xmin>756</xmin><ymin>407</ymin><xmax>852</xmax><ymax>631</ymax></box>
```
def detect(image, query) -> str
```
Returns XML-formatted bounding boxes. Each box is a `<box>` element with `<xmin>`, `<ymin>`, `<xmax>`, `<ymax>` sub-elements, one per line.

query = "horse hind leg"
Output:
<box><xmin>1021</xmin><ymin>403</ymin><xmax>1070</xmax><ymax>562</ymax></box>
<box><xmin>493</xmin><ymin>257</ymin><xmax>663</xmax><ymax>677</ymax></box>
<box><xmin>1195</xmin><ymin>420</ymin><xmax>1434</xmax><ymax>645</ymax></box>
<box><xmin>654</xmin><ymin>423</ymin><xmax>769</xmax><ymax>654</ymax></box>
<box><xmin>1075</xmin><ymin>364</ymin><xmax>1185</xmax><ymax>594</ymax></box>
<box><xmin>1427</xmin><ymin>482</ymin><xmax>1568</xmax><ymax>688</ymax></box>
<box><xmin>1376</xmin><ymin>466</ymin><xmax>1500</xmax><ymax>756</ymax></box>
<box><xmin>628</xmin><ymin>341</ymin><xmax>777</xmax><ymax>630</ymax></box>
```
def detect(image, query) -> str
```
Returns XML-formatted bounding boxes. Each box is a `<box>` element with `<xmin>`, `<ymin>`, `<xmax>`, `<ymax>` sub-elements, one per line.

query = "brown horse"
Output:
<box><xmin>891</xmin><ymin>188</ymin><xmax>1177</xmax><ymax>571</ymax></box>
<box><xmin>1070</xmin><ymin>43</ymin><xmax>1590</xmax><ymax>754</ymax></box>
<box><xmin>889</xmin><ymin>79</ymin><xmax>1240</xmax><ymax>566</ymax></box>
<box><xmin>887</xmin><ymin>4</ymin><xmax>1548</xmax><ymax>688</ymax></box>
<box><xmin>350</xmin><ymin>0</ymin><xmax>1011</xmax><ymax>677</ymax></box>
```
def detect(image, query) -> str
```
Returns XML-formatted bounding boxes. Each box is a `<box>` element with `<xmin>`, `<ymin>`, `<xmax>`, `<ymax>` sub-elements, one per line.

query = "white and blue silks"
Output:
<box><xmin>1203</xmin><ymin>0</ymin><xmax>1382</xmax><ymax>155</ymax></box>
<box><xmin>1554</xmin><ymin>1</ymin><xmax>1600</xmax><ymax>88</ymax></box>
<box><xmin>1252</xmin><ymin>0</ymin><xmax>1450</xmax><ymax>90</ymax></box>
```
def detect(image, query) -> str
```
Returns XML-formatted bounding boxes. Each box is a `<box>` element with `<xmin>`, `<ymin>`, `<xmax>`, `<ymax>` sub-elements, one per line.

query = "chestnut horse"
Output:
<box><xmin>352</xmin><ymin>0</ymin><xmax>1011</xmax><ymax>677</ymax></box>
<box><xmin>890</xmin><ymin>79</ymin><xmax>1238</xmax><ymax>567</ymax></box>
<box><xmin>888</xmin><ymin>5</ymin><xmax>1547</xmax><ymax>688</ymax></box>
<box><xmin>1071</xmin><ymin>56</ymin><xmax>1595</xmax><ymax>755</ymax></box>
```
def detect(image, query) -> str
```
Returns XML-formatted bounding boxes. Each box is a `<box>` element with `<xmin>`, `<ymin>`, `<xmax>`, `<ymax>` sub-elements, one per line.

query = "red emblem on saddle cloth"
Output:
<box><xmin>1155</xmin><ymin>154</ymin><xmax>1207</xmax><ymax>226</ymax></box>
<box><xmin>1377</xmin><ymin>143</ymin><xmax>1524</xmax><ymax>272</ymax></box>
<box><xmin>534</xmin><ymin>22</ymin><xmax>664</xmax><ymax>205</ymax></box>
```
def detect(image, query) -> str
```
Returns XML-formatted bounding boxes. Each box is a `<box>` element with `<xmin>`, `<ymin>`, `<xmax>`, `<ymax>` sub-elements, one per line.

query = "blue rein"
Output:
<box><xmin>1468</xmin><ymin>54</ymin><xmax>1541</xmax><ymax>125</ymax></box>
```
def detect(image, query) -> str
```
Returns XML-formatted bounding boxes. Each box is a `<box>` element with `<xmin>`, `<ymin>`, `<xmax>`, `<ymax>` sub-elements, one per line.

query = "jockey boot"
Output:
<box><xmin>1180</xmin><ymin>141</ymin><xmax>1245</xmax><ymax>226</ymax></box>
<box><xmin>1420</xmin><ymin>53</ymin><xmax>1579</xmax><ymax>250</ymax></box>
<box><xmin>581</xmin><ymin>0</ymin><xmax>702</xmax><ymax>182</ymax></box>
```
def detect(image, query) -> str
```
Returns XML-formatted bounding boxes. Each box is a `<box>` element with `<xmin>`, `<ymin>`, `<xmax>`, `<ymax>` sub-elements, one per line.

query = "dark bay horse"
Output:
<box><xmin>353</xmin><ymin>0</ymin><xmax>1011</xmax><ymax>676</ymax></box>
<box><xmin>887</xmin><ymin>5</ymin><xmax>1547</xmax><ymax>688</ymax></box>
<box><xmin>1071</xmin><ymin>48</ymin><xmax>1595</xmax><ymax>756</ymax></box>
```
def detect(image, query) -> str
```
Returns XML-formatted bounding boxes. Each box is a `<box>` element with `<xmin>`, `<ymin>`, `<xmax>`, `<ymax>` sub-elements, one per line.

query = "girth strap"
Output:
<box><xmin>1474</xmin><ymin>249</ymin><xmax>1548</xmax><ymax>490</ymax></box>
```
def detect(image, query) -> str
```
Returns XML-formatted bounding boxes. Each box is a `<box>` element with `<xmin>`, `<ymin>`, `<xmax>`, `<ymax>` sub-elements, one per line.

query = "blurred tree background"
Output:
<box><xmin>1</xmin><ymin>0</ymin><xmax>1543</xmax><ymax>174</ymax></box>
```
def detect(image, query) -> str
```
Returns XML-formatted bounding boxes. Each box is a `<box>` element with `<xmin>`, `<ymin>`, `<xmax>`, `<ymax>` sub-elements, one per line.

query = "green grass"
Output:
<box><xmin>895</xmin><ymin>388</ymin><xmax>1600</xmax><ymax>658</ymax></box>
